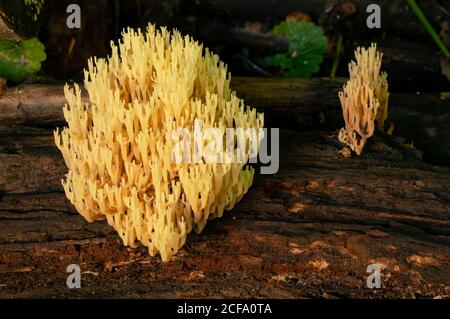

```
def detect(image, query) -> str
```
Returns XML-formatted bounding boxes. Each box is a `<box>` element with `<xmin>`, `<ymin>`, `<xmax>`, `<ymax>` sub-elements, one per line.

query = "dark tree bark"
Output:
<box><xmin>0</xmin><ymin>76</ymin><xmax>449</xmax><ymax>297</ymax></box>
<box><xmin>1</xmin><ymin>79</ymin><xmax>449</xmax><ymax>164</ymax></box>
<box><xmin>0</xmin><ymin>125</ymin><xmax>449</xmax><ymax>298</ymax></box>
<box><xmin>230</xmin><ymin>77</ymin><xmax>450</xmax><ymax>165</ymax></box>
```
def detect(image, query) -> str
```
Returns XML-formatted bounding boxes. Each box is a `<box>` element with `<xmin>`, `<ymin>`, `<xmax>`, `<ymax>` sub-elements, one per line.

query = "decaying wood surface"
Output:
<box><xmin>0</xmin><ymin>77</ymin><xmax>449</xmax><ymax>298</ymax></box>
<box><xmin>0</xmin><ymin>124</ymin><xmax>449</xmax><ymax>298</ymax></box>
<box><xmin>1</xmin><ymin>78</ymin><xmax>449</xmax><ymax>164</ymax></box>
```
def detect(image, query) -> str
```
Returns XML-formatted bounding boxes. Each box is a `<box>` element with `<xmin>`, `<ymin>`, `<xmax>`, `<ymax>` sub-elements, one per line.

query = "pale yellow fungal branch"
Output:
<box><xmin>24</xmin><ymin>0</ymin><xmax>45</xmax><ymax>21</ymax></box>
<box><xmin>54</xmin><ymin>24</ymin><xmax>264</xmax><ymax>262</ymax></box>
<box><xmin>338</xmin><ymin>43</ymin><xmax>389</xmax><ymax>155</ymax></box>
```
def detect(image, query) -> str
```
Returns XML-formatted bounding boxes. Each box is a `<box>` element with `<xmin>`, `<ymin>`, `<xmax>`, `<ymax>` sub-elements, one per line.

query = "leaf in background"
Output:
<box><xmin>267</xmin><ymin>21</ymin><xmax>327</xmax><ymax>77</ymax></box>
<box><xmin>0</xmin><ymin>37</ymin><xmax>46</xmax><ymax>83</ymax></box>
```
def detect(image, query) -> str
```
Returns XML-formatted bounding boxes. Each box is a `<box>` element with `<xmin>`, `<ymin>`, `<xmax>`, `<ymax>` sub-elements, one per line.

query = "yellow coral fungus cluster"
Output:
<box><xmin>338</xmin><ymin>43</ymin><xmax>389</xmax><ymax>155</ymax></box>
<box><xmin>24</xmin><ymin>0</ymin><xmax>45</xmax><ymax>21</ymax></box>
<box><xmin>54</xmin><ymin>24</ymin><xmax>264</xmax><ymax>261</ymax></box>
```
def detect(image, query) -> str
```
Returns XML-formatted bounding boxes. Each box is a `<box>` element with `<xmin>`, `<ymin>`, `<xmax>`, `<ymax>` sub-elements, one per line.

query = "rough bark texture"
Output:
<box><xmin>1</xmin><ymin>78</ymin><xmax>449</xmax><ymax>164</ymax></box>
<box><xmin>0</xmin><ymin>125</ymin><xmax>449</xmax><ymax>298</ymax></box>
<box><xmin>231</xmin><ymin>77</ymin><xmax>450</xmax><ymax>165</ymax></box>
<box><xmin>0</xmin><ymin>76</ymin><xmax>449</xmax><ymax>298</ymax></box>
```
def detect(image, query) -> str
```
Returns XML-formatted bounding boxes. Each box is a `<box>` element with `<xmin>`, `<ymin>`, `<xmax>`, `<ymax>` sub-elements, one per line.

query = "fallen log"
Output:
<box><xmin>1</xmin><ymin>78</ymin><xmax>449</xmax><ymax>164</ymax></box>
<box><xmin>0</xmin><ymin>126</ymin><xmax>449</xmax><ymax>298</ymax></box>
<box><xmin>231</xmin><ymin>77</ymin><xmax>450</xmax><ymax>165</ymax></box>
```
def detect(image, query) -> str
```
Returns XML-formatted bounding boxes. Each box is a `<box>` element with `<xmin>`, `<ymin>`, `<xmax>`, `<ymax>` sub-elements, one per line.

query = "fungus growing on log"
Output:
<box><xmin>338</xmin><ymin>43</ymin><xmax>389</xmax><ymax>155</ymax></box>
<box><xmin>54</xmin><ymin>24</ymin><xmax>264</xmax><ymax>261</ymax></box>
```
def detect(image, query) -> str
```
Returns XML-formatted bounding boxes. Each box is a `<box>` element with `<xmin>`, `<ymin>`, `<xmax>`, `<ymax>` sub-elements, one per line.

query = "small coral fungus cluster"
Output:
<box><xmin>338</xmin><ymin>43</ymin><xmax>389</xmax><ymax>155</ymax></box>
<box><xmin>54</xmin><ymin>24</ymin><xmax>264</xmax><ymax>261</ymax></box>
<box><xmin>24</xmin><ymin>0</ymin><xmax>45</xmax><ymax>21</ymax></box>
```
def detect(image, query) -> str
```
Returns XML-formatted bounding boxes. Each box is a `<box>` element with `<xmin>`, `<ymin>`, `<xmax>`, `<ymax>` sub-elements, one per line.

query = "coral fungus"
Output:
<box><xmin>54</xmin><ymin>24</ymin><xmax>264</xmax><ymax>261</ymax></box>
<box><xmin>24</xmin><ymin>0</ymin><xmax>45</xmax><ymax>21</ymax></box>
<box><xmin>338</xmin><ymin>43</ymin><xmax>389</xmax><ymax>155</ymax></box>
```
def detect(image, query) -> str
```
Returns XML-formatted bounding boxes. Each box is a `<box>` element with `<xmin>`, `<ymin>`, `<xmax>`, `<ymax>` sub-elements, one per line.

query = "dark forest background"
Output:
<box><xmin>0</xmin><ymin>0</ymin><xmax>449</xmax><ymax>92</ymax></box>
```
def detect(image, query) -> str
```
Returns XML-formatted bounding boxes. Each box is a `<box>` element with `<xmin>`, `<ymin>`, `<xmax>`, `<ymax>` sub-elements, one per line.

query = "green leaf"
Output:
<box><xmin>0</xmin><ymin>37</ymin><xmax>46</xmax><ymax>83</ymax></box>
<box><xmin>267</xmin><ymin>21</ymin><xmax>327</xmax><ymax>77</ymax></box>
